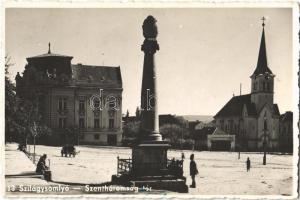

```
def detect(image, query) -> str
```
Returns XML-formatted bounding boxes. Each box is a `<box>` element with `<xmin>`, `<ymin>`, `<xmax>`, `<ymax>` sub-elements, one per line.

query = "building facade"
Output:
<box><xmin>279</xmin><ymin>111</ymin><xmax>293</xmax><ymax>153</ymax></box>
<box><xmin>214</xmin><ymin>22</ymin><xmax>281</xmax><ymax>151</ymax></box>
<box><xmin>16</xmin><ymin>45</ymin><xmax>123</xmax><ymax>146</ymax></box>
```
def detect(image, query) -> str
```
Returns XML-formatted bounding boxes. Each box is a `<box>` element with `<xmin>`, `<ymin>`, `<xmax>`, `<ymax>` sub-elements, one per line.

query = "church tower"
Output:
<box><xmin>250</xmin><ymin>18</ymin><xmax>275</xmax><ymax>112</ymax></box>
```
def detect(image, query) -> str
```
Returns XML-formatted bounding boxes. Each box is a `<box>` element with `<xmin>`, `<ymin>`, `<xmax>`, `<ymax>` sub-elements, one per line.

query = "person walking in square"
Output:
<box><xmin>246</xmin><ymin>157</ymin><xmax>251</xmax><ymax>172</ymax></box>
<box><xmin>189</xmin><ymin>154</ymin><xmax>198</xmax><ymax>188</ymax></box>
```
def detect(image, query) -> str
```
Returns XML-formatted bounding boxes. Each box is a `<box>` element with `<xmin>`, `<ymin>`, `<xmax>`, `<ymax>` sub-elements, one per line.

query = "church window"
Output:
<box><xmin>229</xmin><ymin>120</ymin><xmax>233</xmax><ymax>132</ymax></box>
<box><xmin>254</xmin><ymin>82</ymin><xmax>257</xmax><ymax>90</ymax></box>
<box><xmin>267</xmin><ymin>83</ymin><xmax>270</xmax><ymax>91</ymax></box>
<box><xmin>263</xmin><ymin>82</ymin><xmax>266</xmax><ymax>91</ymax></box>
<box><xmin>220</xmin><ymin>120</ymin><xmax>224</xmax><ymax>130</ymax></box>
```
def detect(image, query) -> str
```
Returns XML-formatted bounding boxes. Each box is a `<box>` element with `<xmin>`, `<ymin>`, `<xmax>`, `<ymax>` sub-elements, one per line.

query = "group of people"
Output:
<box><xmin>188</xmin><ymin>154</ymin><xmax>252</xmax><ymax>189</ymax></box>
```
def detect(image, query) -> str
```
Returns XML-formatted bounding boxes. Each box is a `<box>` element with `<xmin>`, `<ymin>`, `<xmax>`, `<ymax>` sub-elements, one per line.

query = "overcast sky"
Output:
<box><xmin>5</xmin><ymin>8</ymin><xmax>293</xmax><ymax>116</ymax></box>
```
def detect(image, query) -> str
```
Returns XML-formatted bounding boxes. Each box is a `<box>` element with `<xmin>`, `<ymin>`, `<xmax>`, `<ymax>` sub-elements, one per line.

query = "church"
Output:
<box><xmin>214</xmin><ymin>19</ymin><xmax>280</xmax><ymax>151</ymax></box>
<box><xmin>15</xmin><ymin>44</ymin><xmax>123</xmax><ymax>146</ymax></box>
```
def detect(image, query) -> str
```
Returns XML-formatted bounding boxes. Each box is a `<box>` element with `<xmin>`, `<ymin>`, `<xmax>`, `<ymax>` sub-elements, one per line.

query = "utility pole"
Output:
<box><xmin>263</xmin><ymin>112</ymin><xmax>268</xmax><ymax>165</ymax></box>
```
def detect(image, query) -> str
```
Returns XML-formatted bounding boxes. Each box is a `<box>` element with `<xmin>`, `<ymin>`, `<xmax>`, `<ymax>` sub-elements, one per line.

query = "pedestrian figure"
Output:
<box><xmin>189</xmin><ymin>154</ymin><xmax>198</xmax><ymax>188</ymax></box>
<box><xmin>181</xmin><ymin>152</ymin><xmax>185</xmax><ymax>160</ymax></box>
<box><xmin>36</xmin><ymin>154</ymin><xmax>49</xmax><ymax>175</ymax></box>
<box><xmin>246</xmin><ymin>157</ymin><xmax>251</xmax><ymax>172</ymax></box>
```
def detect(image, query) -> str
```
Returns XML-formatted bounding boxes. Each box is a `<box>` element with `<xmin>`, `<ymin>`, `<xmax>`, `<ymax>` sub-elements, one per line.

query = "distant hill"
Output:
<box><xmin>180</xmin><ymin>115</ymin><xmax>214</xmax><ymax>123</ymax></box>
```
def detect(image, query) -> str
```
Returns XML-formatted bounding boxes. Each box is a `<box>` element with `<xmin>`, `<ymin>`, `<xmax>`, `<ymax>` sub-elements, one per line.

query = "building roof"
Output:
<box><xmin>214</xmin><ymin>94</ymin><xmax>256</xmax><ymax>118</ymax></box>
<box><xmin>280</xmin><ymin>111</ymin><xmax>293</xmax><ymax>122</ymax></box>
<box><xmin>212</xmin><ymin>127</ymin><xmax>229</xmax><ymax>135</ymax></box>
<box><xmin>71</xmin><ymin>64</ymin><xmax>122</xmax><ymax>87</ymax></box>
<box><xmin>188</xmin><ymin>121</ymin><xmax>201</xmax><ymax>130</ymax></box>
<box><xmin>27</xmin><ymin>53</ymin><xmax>73</xmax><ymax>60</ymax></box>
<box><xmin>252</xmin><ymin>26</ymin><xmax>273</xmax><ymax>76</ymax></box>
<box><xmin>193</xmin><ymin>127</ymin><xmax>216</xmax><ymax>140</ymax></box>
<box><xmin>26</xmin><ymin>43</ymin><xmax>73</xmax><ymax>61</ymax></box>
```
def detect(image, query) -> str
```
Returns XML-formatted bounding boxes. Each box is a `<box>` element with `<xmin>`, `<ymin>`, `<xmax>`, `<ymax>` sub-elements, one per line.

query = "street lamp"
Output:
<box><xmin>263</xmin><ymin>112</ymin><xmax>268</xmax><ymax>165</ymax></box>
<box><xmin>31</xmin><ymin>122</ymin><xmax>37</xmax><ymax>164</ymax></box>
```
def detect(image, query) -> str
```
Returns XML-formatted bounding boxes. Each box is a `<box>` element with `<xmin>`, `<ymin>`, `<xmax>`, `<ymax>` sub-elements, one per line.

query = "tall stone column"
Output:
<box><xmin>113</xmin><ymin>16</ymin><xmax>188</xmax><ymax>192</ymax></box>
<box><xmin>132</xmin><ymin>16</ymin><xmax>169</xmax><ymax>177</ymax></box>
<box><xmin>140</xmin><ymin>15</ymin><xmax>162</xmax><ymax>142</ymax></box>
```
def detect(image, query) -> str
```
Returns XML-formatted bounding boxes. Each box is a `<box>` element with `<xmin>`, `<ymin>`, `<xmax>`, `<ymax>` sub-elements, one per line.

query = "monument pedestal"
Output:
<box><xmin>132</xmin><ymin>142</ymin><xmax>169</xmax><ymax>176</ymax></box>
<box><xmin>130</xmin><ymin>142</ymin><xmax>188</xmax><ymax>193</ymax></box>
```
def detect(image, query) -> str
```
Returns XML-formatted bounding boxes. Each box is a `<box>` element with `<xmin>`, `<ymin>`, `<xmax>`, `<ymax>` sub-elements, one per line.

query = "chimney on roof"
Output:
<box><xmin>48</xmin><ymin>42</ymin><xmax>51</xmax><ymax>54</ymax></box>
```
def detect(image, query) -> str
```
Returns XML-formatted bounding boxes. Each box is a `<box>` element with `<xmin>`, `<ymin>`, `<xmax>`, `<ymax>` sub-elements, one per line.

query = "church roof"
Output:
<box><xmin>71</xmin><ymin>64</ymin><xmax>122</xmax><ymax>87</ymax></box>
<box><xmin>252</xmin><ymin>25</ymin><xmax>273</xmax><ymax>77</ymax></box>
<box><xmin>214</xmin><ymin>94</ymin><xmax>256</xmax><ymax>118</ymax></box>
<box><xmin>214</xmin><ymin>94</ymin><xmax>280</xmax><ymax>118</ymax></box>
<box><xmin>272</xmin><ymin>104</ymin><xmax>280</xmax><ymax>116</ymax></box>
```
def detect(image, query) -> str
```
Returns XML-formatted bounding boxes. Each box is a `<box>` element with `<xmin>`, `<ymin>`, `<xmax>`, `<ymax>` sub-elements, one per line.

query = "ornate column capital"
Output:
<box><xmin>141</xmin><ymin>16</ymin><xmax>159</xmax><ymax>54</ymax></box>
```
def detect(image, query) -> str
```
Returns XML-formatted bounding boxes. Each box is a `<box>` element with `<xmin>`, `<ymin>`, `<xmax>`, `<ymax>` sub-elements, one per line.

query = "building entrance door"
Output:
<box><xmin>211</xmin><ymin>141</ymin><xmax>231</xmax><ymax>151</ymax></box>
<box><xmin>107</xmin><ymin>134</ymin><xmax>117</xmax><ymax>146</ymax></box>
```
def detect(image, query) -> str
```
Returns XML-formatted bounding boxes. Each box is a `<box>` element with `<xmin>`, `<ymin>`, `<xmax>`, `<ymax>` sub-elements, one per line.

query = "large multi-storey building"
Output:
<box><xmin>16</xmin><ymin>45</ymin><xmax>123</xmax><ymax>146</ymax></box>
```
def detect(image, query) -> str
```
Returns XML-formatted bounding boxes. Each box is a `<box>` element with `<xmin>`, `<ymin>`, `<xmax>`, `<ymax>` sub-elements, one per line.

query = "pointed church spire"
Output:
<box><xmin>252</xmin><ymin>17</ymin><xmax>273</xmax><ymax>77</ymax></box>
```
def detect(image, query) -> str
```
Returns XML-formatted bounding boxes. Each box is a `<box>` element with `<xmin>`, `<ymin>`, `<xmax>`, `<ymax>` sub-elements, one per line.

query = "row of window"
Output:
<box><xmin>219</xmin><ymin>120</ymin><xmax>244</xmax><ymax>134</ymax></box>
<box><xmin>58</xmin><ymin>118</ymin><xmax>114</xmax><ymax>129</ymax></box>
<box><xmin>80</xmin><ymin>134</ymin><xmax>117</xmax><ymax>145</ymax></box>
<box><xmin>59</xmin><ymin>98</ymin><xmax>117</xmax><ymax>111</ymax></box>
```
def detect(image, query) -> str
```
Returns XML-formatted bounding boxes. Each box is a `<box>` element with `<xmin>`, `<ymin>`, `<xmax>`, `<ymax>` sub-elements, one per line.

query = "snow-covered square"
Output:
<box><xmin>24</xmin><ymin>144</ymin><xmax>294</xmax><ymax>195</ymax></box>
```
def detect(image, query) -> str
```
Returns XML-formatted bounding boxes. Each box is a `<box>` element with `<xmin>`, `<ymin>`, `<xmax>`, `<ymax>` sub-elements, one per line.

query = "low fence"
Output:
<box><xmin>26</xmin><ymin>152</ymin><xmax>41</xmax><ymax>165</ymax></box>
<box><xmin>116</xmin><ymin>157</ymin><xmax>183</xmax><ymax>177</ymax></box>
<box><xmin>117</xmin><ymin>156</ymin><xmax>132</xmax><ymax>176</ymax></box>
<box><xmin>167</xmin><ymin>158</ymin><xmax>184</xmax><ymax>177</ymax></box>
